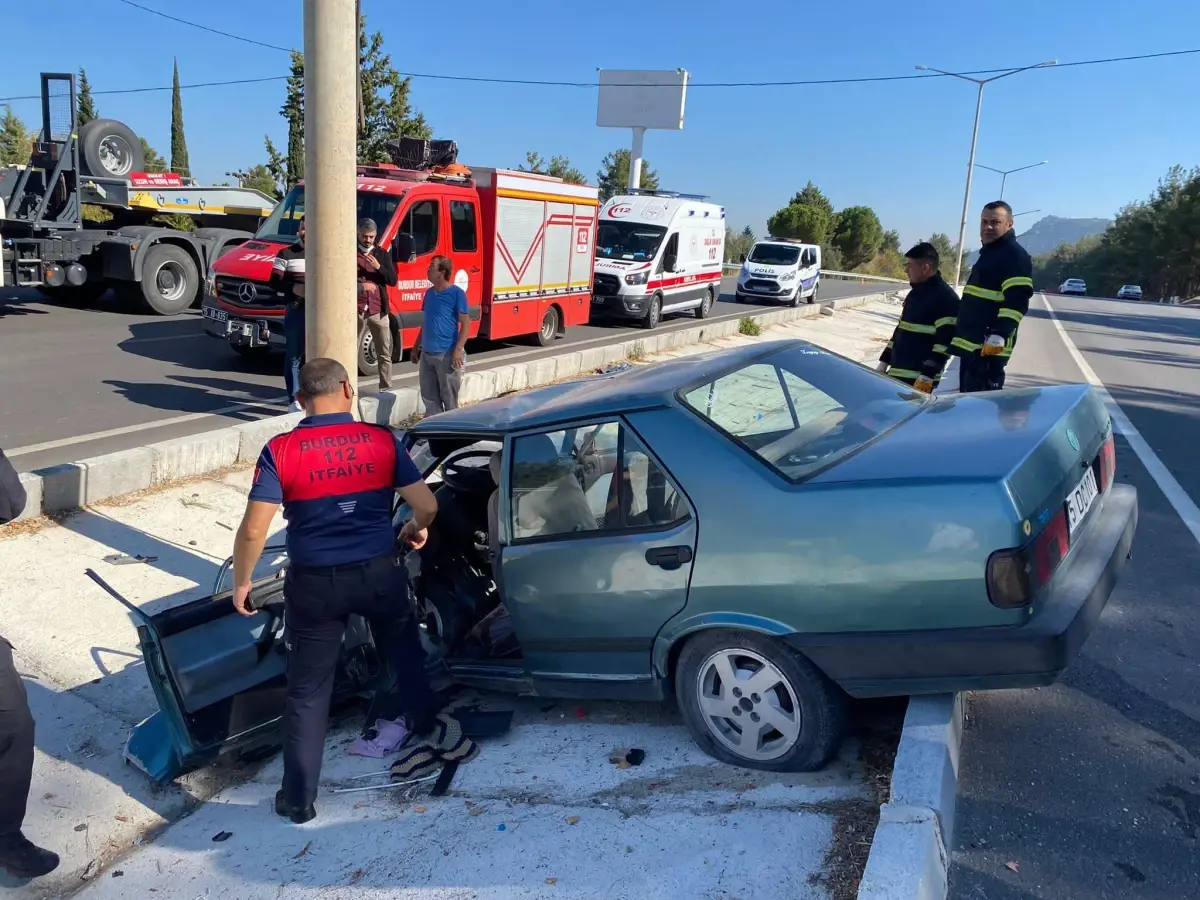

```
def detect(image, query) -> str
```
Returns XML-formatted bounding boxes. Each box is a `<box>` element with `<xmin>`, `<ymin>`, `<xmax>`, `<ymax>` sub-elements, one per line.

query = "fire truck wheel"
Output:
<box><xmin>357</xmin><ymin>319</ymin><xmax>378</xmax><ymax>376</ymax></box>
<box><xmin>78</xmin><ymin>118</ymin><xmax>145</xmax><ymax>179</ymax></box>
<box><xmin>137</xmin><ymin>244</ymin><xmax>199</xmax><ymax>315</ymax></box>
<box><xmin>533</xmin><ymin>305</ymin><xmax>560</xmax><ymax>347</ymax></box>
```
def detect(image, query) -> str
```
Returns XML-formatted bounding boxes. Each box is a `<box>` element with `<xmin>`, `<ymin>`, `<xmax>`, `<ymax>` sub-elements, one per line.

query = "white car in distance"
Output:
<box><xmin>1116</xmin><ymin>284</ymin><xmax>1144</xmax><ymax>301</ymax></box>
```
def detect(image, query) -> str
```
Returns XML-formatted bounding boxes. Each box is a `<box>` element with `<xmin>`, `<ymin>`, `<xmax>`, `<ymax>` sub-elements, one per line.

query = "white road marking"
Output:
<box><xmin>1042</xmin><ymin>293</ymin><xmax>1200</xmax><ymax>547</ymax></box>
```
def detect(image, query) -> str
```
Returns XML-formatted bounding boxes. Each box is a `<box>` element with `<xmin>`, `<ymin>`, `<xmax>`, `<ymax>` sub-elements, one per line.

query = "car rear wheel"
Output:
<box><xmin>675</xmin><ymin>629</ymin><xmax>847</xmax><ymax>771</ymax></box>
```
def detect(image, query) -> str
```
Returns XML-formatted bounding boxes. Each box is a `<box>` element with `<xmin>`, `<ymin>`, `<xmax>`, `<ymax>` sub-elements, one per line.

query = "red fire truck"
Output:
<box><xmin>201</xmin><ymin>140</ymin><xmax>601</xmax><ymax>374</ymax></box>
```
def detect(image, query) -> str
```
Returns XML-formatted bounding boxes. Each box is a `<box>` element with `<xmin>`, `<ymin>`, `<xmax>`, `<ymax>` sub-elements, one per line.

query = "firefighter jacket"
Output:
<box><xmin>879</xmin><ymin>272</ymin><xmax>960</xmax><ymax>382</ymax></box>
<box><xmin>949</xmin><ymin>231</ymin><xmax>1033</xmax><ymax>362</ymax></box>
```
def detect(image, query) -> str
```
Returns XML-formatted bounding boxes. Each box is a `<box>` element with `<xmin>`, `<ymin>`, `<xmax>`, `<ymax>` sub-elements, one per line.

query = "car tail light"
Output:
<box><xmin>1098</xmin><ymin>432</ymin><xmax>1116</xmax><ymax>491</ymax></box>
<box><xmin>986</xmin><ymin>507</ymin><xmax>1071</xmax><ymax>609</ymax></box>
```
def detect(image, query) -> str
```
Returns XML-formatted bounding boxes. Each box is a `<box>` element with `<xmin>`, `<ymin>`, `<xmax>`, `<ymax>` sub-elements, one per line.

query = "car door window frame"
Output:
<box><xmin>396</xmin><ymin>198</ymin><xmax>440</xmax><ymax>258</ymax></box>
<box><xmin>503</xmin><ymin>416</ymin><xmax>693</xmax><ymax>548</ymax></box>
<box><xmin>449</xmin><ymin>199</ymin><xmax>478</xmax><ymax>253</ymax></box>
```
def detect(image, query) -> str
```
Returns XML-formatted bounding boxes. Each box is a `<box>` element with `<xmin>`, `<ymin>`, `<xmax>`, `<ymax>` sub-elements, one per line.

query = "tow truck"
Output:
<box><xmin>0</xmin><ymin>73</ymin><xmax>276</xmax><ymax>314</ymax></box>
<box><xmin>201</xmin><ymin>138</ymin><xmax>600</xmax><ymax>375</ymax></box>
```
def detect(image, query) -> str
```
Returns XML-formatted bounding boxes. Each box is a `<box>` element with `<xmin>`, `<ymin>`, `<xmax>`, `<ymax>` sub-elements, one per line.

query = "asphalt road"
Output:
<box><xmin>950</xmin><ymin>294</ymin><xmax>1200</xmax><ymax>899</ymax></box>
<box><xmin>0</xmin><ymin>276</ymin><xmax>888</xmax><ymax>472</ymax></box>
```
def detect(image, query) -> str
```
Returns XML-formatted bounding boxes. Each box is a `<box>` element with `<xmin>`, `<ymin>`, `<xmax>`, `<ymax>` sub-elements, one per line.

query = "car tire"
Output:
<box><xmin>78</xmin><ymin>118</ymin><xmax>144</xmax><ymax>179</ymax></box>
<box><xmin>675</xmin><ymin>629</ymin><xmax>847</xmax><ymax>772</ymax></box>
<box><xmin>695</xmin><ymin>286</ymin><xmax>715</xmax><ymax>319</ymax></box>
<box><xmin>642</xmin><ymin>293</ymin><xmax>662</xmax><ymax>329</ymax></box>
<box><xmin>137</xmin><ymin>244</ymin><xmax>199</xmax><ymax>315</ymax></box>
<box><xmin>808</xmin><ymin>281</ymin><xmax>818</xmax><ymax>304</ymax></box>
<box><xmin>788</xmin><ymin>288</ymin><xmax>801</xmax><ymax>308</ymax></box>
<box><xmin>533</xmin><ymin>305</ymin><xmax>560</xmax><ymax>347</ymax></box>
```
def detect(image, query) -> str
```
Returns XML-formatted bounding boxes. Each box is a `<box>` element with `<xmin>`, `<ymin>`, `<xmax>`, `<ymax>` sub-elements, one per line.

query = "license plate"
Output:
<box><xmin>1065</xmin><ymin>464</ymin><xmax>1100</xmax><ymax>536</ymax></box>
<box><xmin>592</xmin><ymin>296</ymin><xmax>605</xmax><ymax>304</ymax></box>
<box><xmin>204</xmin><ymin>307</ymin><xmax>227</xmax><ymax>323</ymax></box>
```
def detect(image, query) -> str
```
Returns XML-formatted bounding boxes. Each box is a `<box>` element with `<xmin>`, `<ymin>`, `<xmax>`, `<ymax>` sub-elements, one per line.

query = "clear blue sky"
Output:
<box><xmin>3</xmin><ymin>0</ymin><xmax>1197</xmax><ymax>250</ymax></box>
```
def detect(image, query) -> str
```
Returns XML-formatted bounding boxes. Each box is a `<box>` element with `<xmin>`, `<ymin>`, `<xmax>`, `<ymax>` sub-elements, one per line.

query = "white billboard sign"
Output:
<box><xmin>596</xmin><ymin>69</ymin><xmax>689</xmax><ymax>131</ymax></box>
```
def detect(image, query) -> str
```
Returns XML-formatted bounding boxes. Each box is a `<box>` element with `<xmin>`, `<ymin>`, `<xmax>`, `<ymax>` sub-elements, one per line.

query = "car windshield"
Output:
<box><xmin>679</xmin><ymin>344</ymin><xmax>925</xmax><ymax>482</ymax></box>
<box><xmin>596</xmin><ymin>222</ymin><xmax>668</xmax><ymax>261</ymax></box>
<box><xmin>255</xmin><ymin>185</ymin><xmax>404</xmax><ymax>244</ymax></box>
<box><xmin>748</xmin><ymin>244</ymin><xmax>801</xmax><ymax>266</ymax></box>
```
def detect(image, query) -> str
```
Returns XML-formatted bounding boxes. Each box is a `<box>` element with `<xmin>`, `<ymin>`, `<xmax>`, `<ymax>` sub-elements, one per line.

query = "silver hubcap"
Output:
<box><xmin>99</xmin><ymin>136</ymin><xmax>134</xmax><ymax>176</ymax></box>
<box><xmin>155</xmin><ymin>261</ymin><xmax>187</xmax><ymax>302</ymax></box>
<box><xmin>696</xmin><ymin>648</ymin><xmax>801</xmax><ymax>761</ymax></box>
<box><xmin>650</xmin><ymin>298</ymin><xmax>660</xmax><ymax>325</ymax></box>
<box><xmin>541</xmin><ymin>311</ymin><xmax>555</xmax><ymax>339</ymax></box>
<box><xmin>361</xmin><ymin>329</ymin><xmax>377</xmax><ymax>366</ymax></box>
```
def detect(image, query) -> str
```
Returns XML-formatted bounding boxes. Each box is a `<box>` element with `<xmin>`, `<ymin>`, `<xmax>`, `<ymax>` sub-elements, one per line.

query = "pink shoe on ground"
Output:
<box><xmin>348</xmin><ymin>718</ymin><xmax>409</xmax><ymax>758</ymax></box>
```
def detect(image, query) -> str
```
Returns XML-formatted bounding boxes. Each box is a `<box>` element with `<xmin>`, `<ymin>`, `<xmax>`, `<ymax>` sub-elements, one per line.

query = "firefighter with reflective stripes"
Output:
<box><xmin>950</xmin><ymin>201</ymin><xmax>1034</xmax><ymax>392</ymax></box>
<box><xmin>877</xmin><ymin>242</ymin><xmax>959</xmax><ymax>393</ymax></box>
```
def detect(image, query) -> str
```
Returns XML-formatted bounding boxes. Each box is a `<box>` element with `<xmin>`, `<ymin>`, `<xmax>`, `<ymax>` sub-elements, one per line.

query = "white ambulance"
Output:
<box><xmin>735</xmin><ymin>238</ymin><xmax>822</xmax><ymax>306</ymax></box>
<box><xmin>591</xmin><ymin>189</ymin><xmax>726</xmax><ymax>329</ymax></box>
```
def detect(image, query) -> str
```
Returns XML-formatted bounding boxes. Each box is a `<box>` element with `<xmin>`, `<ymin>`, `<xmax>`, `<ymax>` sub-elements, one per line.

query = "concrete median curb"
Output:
<box><xmin>12</xmin><ymin>289</ymin><xmax>902</xmax><ymax>520</ymax></box>
<box><xmin>857</xmin><ymin>693</ymin><xmax>964</xmax><ymax>900</ymax></box>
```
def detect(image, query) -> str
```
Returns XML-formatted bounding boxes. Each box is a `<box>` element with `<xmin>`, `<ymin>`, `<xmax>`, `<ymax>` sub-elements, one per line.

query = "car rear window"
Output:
<box><xmin>678</xmin><ymin>344</ymin><xmax>925</xmax><ymax>482</ymax></box>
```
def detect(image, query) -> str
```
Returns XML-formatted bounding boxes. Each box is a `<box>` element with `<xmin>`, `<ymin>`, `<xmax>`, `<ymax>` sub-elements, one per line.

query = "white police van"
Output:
<box><xmin>735</xmin><ymin>238</ymin><xmax>822</xmax><ymax>306</ymax></box>
<box><xmin>591</xmin><ymin>189</ymin><xmax>726</xmax><ymax>329</ymax></box>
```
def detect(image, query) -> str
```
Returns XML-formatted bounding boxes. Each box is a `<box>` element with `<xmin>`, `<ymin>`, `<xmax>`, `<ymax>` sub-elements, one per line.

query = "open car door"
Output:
<box><xmin>89</xmin><ymin>555</ymin><xmax>384</xmax><ymax>784</ymax></box>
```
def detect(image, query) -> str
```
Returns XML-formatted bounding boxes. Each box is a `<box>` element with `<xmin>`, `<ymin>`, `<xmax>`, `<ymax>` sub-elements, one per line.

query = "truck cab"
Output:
<box><xmin>735</xmin><ymin>238</ymin><xmax>821</xmax><ymax>306</ymax></box>
<box><xmin>590</xmin><ymin>190</ymin><xmax>725</xmax><ymax>329</ymax></box>
<box><xmin>203</xmin><ymin>140</ymin><xmax>598</xmax><ymax>374</ymax></box>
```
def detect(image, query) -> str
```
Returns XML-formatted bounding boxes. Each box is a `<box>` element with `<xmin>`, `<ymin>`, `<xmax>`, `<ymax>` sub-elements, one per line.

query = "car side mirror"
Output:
<box><xmin>392</xmin><ymin>233</ymin><xmax>416</xmax><ymax>264</ymax></box>
<box><xmin>739</xmin><ymin>253</ymin><xmax>746</xmax><ymax>264</ymax></box>
<box><xmin>664</xmin><ymin>254</ymin><xmax>678</xmax><ymax>272</ymax></box>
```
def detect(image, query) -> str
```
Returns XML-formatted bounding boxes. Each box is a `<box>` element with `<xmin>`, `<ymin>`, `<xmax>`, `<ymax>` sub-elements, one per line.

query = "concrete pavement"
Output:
<box><xmin>0</xmin><ymin>277</ymin><xmax>882</xmax><ymax>472</ymax></box>
<box><xmin>949</xmin><ymin>295</ymin><xmax>1200</xmax><ymax>899</ymax></box>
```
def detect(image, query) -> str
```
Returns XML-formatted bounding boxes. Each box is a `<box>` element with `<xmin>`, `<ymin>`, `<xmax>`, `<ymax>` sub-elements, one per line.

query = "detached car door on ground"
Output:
<box><xmin>499</xmin><ymin>419</ymin><xmax>697</xmax><ymax>697</ymax></box>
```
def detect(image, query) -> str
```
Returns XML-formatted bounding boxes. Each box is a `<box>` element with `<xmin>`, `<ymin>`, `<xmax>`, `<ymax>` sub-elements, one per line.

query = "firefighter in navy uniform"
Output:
<box><xmin>877</xmin><ymin>242</ymin><xmax>959</xmax><ymax>393</ymax></box>
<box><xmin>951</xmin><ymin>201</ymin><xmax>1035</xmax><ymax>392</ymax></box>
<box><xmin>231</xmin><ymin>358</ymin><xmax>440</xmax><ymax>824</ymax></box>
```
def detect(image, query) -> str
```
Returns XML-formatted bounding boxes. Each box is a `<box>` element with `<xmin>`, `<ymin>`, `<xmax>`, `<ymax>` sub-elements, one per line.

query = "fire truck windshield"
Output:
<box><xmin>255</xmin><ymin>185</ymin><xmax>404</xmax><ymax>244</ymax></box>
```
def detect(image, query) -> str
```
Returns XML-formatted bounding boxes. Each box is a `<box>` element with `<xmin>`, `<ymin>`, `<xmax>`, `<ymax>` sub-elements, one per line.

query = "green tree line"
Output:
<box><xmin>1033</xmin><ymin>165</ymin><xmax>1200</xmax><ymax>301</ymax></box>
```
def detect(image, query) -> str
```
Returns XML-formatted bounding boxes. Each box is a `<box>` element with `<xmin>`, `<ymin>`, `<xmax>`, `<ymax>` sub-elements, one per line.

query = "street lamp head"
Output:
<box><xmin>915</xmin><ymin>65</ymin><xmax>929</xmax><ymax>71</ymax></box>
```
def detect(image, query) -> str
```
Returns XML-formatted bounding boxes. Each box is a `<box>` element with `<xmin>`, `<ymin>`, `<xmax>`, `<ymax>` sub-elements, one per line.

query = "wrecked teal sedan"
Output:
<box><xmin>123</xmin><ymin>339</ymin><xmax>1137</xmax><ymax>781</ymax></box>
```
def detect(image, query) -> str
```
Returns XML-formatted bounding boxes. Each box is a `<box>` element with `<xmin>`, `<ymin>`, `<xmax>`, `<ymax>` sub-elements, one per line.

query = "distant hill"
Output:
<box><xmin>966</xmin><ymin>216</ymin><xmax>1111</xmax><ymax>267</ymax></box>
<box><xmin>1016</xmin><ymin>216</ymin><xmax>1111</xmax><ymax>256</ymax></box>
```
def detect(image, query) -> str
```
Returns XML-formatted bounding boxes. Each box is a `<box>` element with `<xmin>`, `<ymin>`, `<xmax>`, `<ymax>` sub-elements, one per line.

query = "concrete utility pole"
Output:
<box><xmin>303</xmin><ymin>0</ymin><xmax>358</xmax><ymax>387</ymax></box>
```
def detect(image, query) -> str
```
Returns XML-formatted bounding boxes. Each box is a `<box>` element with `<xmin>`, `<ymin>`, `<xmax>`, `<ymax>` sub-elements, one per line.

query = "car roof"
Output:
<box><xmin>409</xmin><ymin>340</ymin><xmax>800</xmax><ymax>434</ymax></box>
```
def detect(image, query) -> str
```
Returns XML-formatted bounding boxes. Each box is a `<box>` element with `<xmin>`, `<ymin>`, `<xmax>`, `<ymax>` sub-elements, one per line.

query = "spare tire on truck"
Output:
<box><xmin>78</xmin><ymin>118</ymin><xmax>145</xmax><ymax>179</ymax></box>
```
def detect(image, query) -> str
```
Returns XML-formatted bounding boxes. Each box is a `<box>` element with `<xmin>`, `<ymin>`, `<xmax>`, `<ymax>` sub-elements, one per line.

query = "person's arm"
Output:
<box><xmin>923</xmin><ymin>291</ymin><xmax>960</xmax><ymax>379</ymax></box>
<box><xmin>878</xmin><ymin>323</ymin><xmax>897</xmax><ymax>371</ymax></box>
<box><xmin>231</xmin><ymin>444</ymin><xmax>283</xmax><ymax>615</ymax></box>
<box><xmin>0</xmin><ymin>448</ymin><xmax>28</xmax><ymax>525</ymax></box>
<box><xmin>452</xmin><ymin>287</ymin><xmax>470</xmax><ymax>368</ymax></box>
<box><xmin>368</xmin><ymin>248</ymin><xmax>397</xmax><ymax>286</ymax></box>
<box><xmin>393</xmin><ymin>435</ymin><xmax>438</xmax><ymax>548</ymax></box>
<box><xmin>986</xmin><ymin>250</ymin><xmax>1033</xmax><ymax>352</ymax></box>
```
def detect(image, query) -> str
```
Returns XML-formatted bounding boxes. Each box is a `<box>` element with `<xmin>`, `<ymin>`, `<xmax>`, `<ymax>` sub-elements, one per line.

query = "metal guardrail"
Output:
<box><xmin>720</xmin><ymin>263</ymin><xmax>908</xmax><ymax>285</ymax></box>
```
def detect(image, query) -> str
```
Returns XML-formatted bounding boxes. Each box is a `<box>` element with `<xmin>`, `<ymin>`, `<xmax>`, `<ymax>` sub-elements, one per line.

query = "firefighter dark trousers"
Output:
<box><xmin>0</xmin><ymin>640</ymin><xmax>35</xmax><ymax>838</ymax></box>
<box><xmin>959</xmin><ymin>354</ymin><xmax>1007</xmax><ymax>393</ymax></box>
<box><xmin>281</xmin><ymin>554</ymin><xmax>436</xmax><ymax>809</ymax></box>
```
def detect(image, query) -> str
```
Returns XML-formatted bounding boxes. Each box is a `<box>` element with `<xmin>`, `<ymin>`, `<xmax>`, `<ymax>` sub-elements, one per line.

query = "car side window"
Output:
<box><xmin>450</xmin><ymin>200</ymin><xmax>477</xmax><ymax>253</ymax></box>
<box><xmin>398</xmin><ymin>200</ymin><xmax>439</xmax><ymax>257</ymax></box>
<box><xmin>510</xmin><ymin>421</ymin><xmax>687</xmax><ymax>542</ymax></box>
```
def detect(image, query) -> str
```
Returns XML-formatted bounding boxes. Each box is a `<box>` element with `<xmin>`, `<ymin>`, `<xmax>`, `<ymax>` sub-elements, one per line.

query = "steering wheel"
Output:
<box><xmin>442</xmin><ymin>448</ymin><xmax>498</xmax><ymax>494</ymax></box>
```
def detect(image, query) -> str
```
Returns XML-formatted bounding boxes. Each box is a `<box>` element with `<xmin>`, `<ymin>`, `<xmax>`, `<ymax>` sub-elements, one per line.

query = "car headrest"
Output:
<box><xmin>489</xmin><ymin>451</ymin><xmax>501</xmax><ymax>487</ymax></box>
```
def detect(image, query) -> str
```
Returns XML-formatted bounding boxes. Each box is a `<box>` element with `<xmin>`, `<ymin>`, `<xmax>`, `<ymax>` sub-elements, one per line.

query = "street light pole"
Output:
<box><xmin>917</xmin><ymin>61</ymin><xmax>1056</xmax><ymax>285</ymax></box>
<box><xmin>974</xmin><ymin>161</ymin><xmax>1049</xmax><ymax>201</ymax></box>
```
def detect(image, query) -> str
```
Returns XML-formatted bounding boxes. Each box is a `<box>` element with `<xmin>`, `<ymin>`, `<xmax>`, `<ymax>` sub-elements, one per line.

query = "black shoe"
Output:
<box><xmin>274</xmin><ymin>790</ymin><xmax>316</xmax><ymax>825</ymax></box>
<box><xmin>0</xmin><ymin>832</ymin><xmax>60</xmax><ymax>878</ymax></box>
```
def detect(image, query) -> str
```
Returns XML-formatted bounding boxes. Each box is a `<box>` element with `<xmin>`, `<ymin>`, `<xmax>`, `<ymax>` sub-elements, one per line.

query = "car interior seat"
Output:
<box><xmin>511</xmin><ymin>433</ymin><xmax>596</xmax><ymax>538</ymax></box>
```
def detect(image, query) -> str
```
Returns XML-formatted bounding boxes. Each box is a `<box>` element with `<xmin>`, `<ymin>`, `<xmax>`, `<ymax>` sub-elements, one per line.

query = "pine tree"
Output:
<box><xmin>170</xmin><ymin>59</ymin><xmax>190</xmax><ymax>176</ymax></box>
<box><xmin>283</xmin><ymin>50</ymin><xmax>304</xmax><ymax>187</ymax></box>
<box><xmin>0</xmin><ymin>106</ymin><xmax>29</xmax><ymax>166</ymax></box>
<box><xmin>77</xmin><ymin>68</ymin><xmax>98</xmax><ymax>126</ymax></box>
